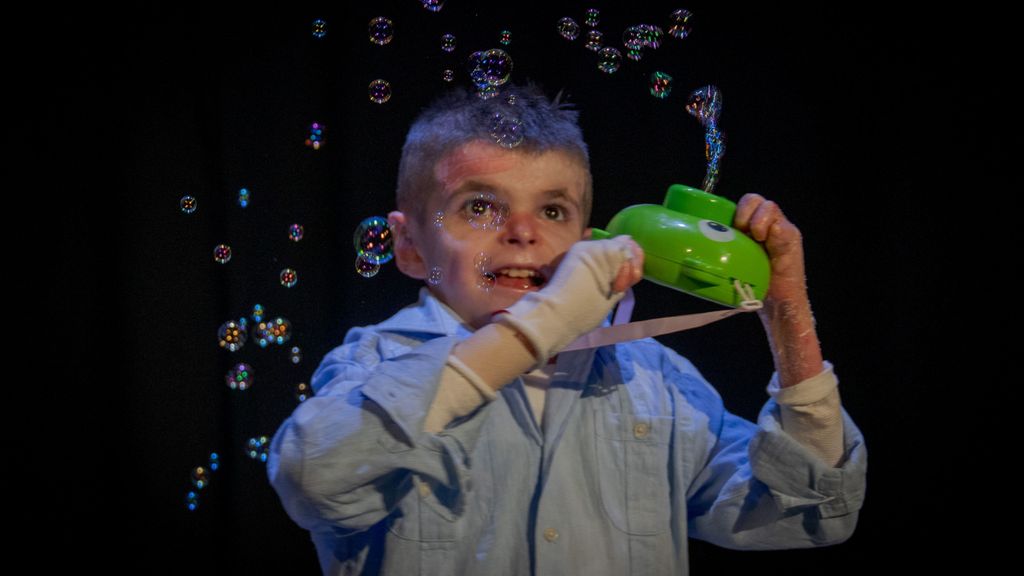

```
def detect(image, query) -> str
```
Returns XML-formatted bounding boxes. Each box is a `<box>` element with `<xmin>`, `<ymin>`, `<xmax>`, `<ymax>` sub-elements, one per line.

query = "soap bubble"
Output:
<box><xmin>209</xmin><ymin>452</ymin><xmax>220</xmax><ymax>472</ymax></box>
<box><xmin>441</xmin><ymin>33</ymin><xmax>456</xmax><ymax>53</ymax></box>
<box><xmin>368</xmin><ymin>79</ymin><xmax>392</xmax><ymax>104</ymax></box>
<box><xmin>558</xmin><ymin>17</ymin><xmax>580</xmax><ymax>40</ymax></box>
<box><xmin>668</xmin><ymin>9</ymin><xmax>693</xmax><ymax>39</ymax></box>
<box><xmin>312</xmin><ymin>19</ymin><xmax>327</xmax><ymax>39</ymax></box>
<box><xmin>421</xmin><ymin>0</ymin><xmax>444</xmax><ymax>12</ymax></box>
<box><xmin>290</xmin><ymin>346</ymin><xmax>302</xmax><ymax>364</ymax></box>
<box><xmin>597</xmin><ymin>47</ymin><xmax>622</xmax><ymax>74</ymax></box>
<box><xmin>288</xmin><ymin>223</ymin><xmax>304</xmax><ymax>242</ymax></box>
<box><xmin>585</xmin><ymin>8</ymin><xmax>600</xmax><ymax>28</ymax></box>
<box><xmin>213</xmin><ymin>244</ymin><xmax>232</xmax><ymax>264</ymax></box>
<box><xmin>368</xmin><ymin>17</ymin><xmax>393</xmax><ymax>45</ymax></box>
<box><xmin>626</xmin><ymin>47</ymin><xmax>644</xmax><ymax>62</ymax></box>
<box><xmin>686</xmin><ymin>85</ymin><xmax>722</xmax><ymax>126</ymax></box>
<box><xmin>191</xmin><ymin>466</ymin><xmax>210</xmax><ymax>489</ymax></box>
<box><xmin>468</xmin><ymin>49</ymin><xmax>513</xmax><ymax>88</ymax></box>
<box><xmin>353</xmin><ymin>216</ymin><xmax>394</xmax><ymax>264</ymax></box>
<box><xmin>641</xmin><ymin>24</ymin><xmax>665</xmax><ymax>49</ymax></box>
<box><xmin>246</xmin><ymin>436</ymin><xmax>270</xmax><ymax>462</ymax></box>
<box><xmin>428</xmin><ymin>266</ymin><xmax>443</xmax><ymax>286</ymax></box>
<box><xmin>218</xmin><ymin>320</ymin><xmax>246</xmax><ymax>351</ymax></box>
<box><xmin>280</xmin><ymin>268</ymin><xmax>298</xmax><ymax>288</ymax></box>
<box><xmin>251</xmin><ymin>304</ymin><xmax>265</xmax><ymax>323</ymax></box>
<box><xmin>180</xmin><ymin>196</ymin><xmax>197</xmax><ymax>214</ymax></box>
<box><xmin>433</xmin><ymin>211</ymin><xmax>445</xmax><ymax>229</ymax></box>
<box><xmin>465</xmin><ymin>192</ymin><xmax>510</xmax><ymax>229</ymax></box>
<box><xmin>476</xmin><ymin>85</ymin><xmax>500</xmax><ymax>100</ymax></box>
<box><xmin>355</xmin><ymin>256</ymin><xmax>380</xmax><ymax>278</ymax></box>
<box><xmin>474</xmin><ymin>252</ymin><xmax>492</xmax><ymax>274</ymax></box>
<box><xmin>477</xmin><ymin>272</ymin><xmax>496</xmax><ymax>292</ymax></box>
<box><xmin>499</xmin><ymin>30</ymin><xmax>512</xmax><ymax>45</ymax></box>
<box><xmin>254</xmin><ymin>317</ymin><xmax>292</xmax><ymax>346</ymax></box>
<box><xmin>295</xmin><ymin>382</ymin><xmax>312</xmax><ymax>402</ymax></box>
<box><xmin>649</xmin><ymin>72</ymin><xmax>673</xmax><ymax>99</ymax></box>
<box><xmin>490</xmin><ymin>113</ymin><xmax>525</xmax><ymax>149</ymax></box>
<box><xmin>226</xmin><ymin>363</ymin><xmax>254</xmax><ymax>390</ymax></box>
<box><xmin>442</xmin><ymin>69</ymin><xmax>455</xmax><ymax>82</ymax></box>
<box><xmin>305</xmin><ymin>122</ymin><xmax>324</xmax><ymax>150</ymax></box>
<box><xmin>623</xmin><ymin>25</ymin><xmax>644</xmax><ymax>50</ymax></box>
<box><xmin>585</xmin><ymin>30</ymin><xmax>603</xmax><ymax>51</ymax></box>
<box><xmin>506</xmin><ymin>94</ymin><xmax>517</xmax><ymax>105</ymax></box>
<box><xmin>186</xmin><ymin>491</ymin><xmax>200</xmax><ymax>511</ymax></box>
<box><xmin>238</xmin><ymin>188</ymin><xmax>251</xmax><ymax>208</ymax></box>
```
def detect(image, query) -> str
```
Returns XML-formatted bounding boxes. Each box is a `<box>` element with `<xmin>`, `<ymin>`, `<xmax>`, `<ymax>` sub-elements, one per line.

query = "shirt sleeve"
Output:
<box><xmin>267</xmin><ymin>330</ymin><xmax>490</xmax><ymax>534</ymax></box>
<box><xmin>661</xmin><ymin>348</ymin><xmax>867</xmax><ymax>550</ymax></box>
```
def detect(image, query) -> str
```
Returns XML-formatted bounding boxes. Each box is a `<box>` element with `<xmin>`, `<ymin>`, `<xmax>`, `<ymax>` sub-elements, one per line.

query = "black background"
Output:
<box><xmin>42</xmin><ymin>1</ymin><xmax>984</xmax><ymax>573</ymax></box>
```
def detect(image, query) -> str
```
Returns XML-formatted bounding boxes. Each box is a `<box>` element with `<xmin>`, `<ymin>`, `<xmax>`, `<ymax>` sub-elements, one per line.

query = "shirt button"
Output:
<box><xmin>633</xmin><ymin>422</ymin><xmax>650</xmax><ymax>439</ymax></box>
<box><xmin>418</xmin><ymin>483</ymin><xmax>431</xmax><ymax>497</ymax></box>
<box><xmin>543</xmin><ymin>528</ymin><xmax>559</xmax><ymax>542</ymax></box>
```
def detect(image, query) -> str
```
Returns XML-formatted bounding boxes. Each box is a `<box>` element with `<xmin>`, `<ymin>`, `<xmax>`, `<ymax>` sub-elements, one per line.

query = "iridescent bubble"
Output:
<box><xmin>468</xmin><ymin>49</ymin><xmax>513</xmax><ymax>87</ymax></box>
<box><xmin>506</xmin><ymin>94</ymin><xmax>517</xmax><ymax>105</ymax></box>
<box><xmin>368</xmin><ymin>17</ymin><xmax>393</xmax><ymax>46</ymax></box>
<box><xmin>246</xmin><ymin>436</ymin><xmax>270</xmax><ymax>462</ymax></box>
<box><xmin>213</xmin><ymin>244</ymin><xmax>232</xmax><ymax>264</ymax></box>
<box><xmin>433</xmin><ymin>211</ymin><xmax>445</xmax><ymax>228</ymax></box>
<box><xmin>353</xmin><ymin>216</ymin><xmax>394</xmax><ymax>264</ymax></box>
<box><xmin>280</xmin><ymin>268</ymin><xmax>298</xmax><ymax>288</ymax></box>
<box><xmin>421</xmin><ymin>0</ymin><xmax>445</xmax><ymax>12</ymax></box>
<box><xmin>669</xmin><ymin>9</ymin><xmax>693</xmax><ymax>39</ymax></box>
<box><xmin>490</xmin><ymin>113</ymin><xmax>525</xmax><ymax>149</ymax></box>
<box><xmin>428</xmin><ymin>266</ymin><xmax>443</xmax><ymax>286</ymax></box>
<box><xmin>180</xmin><ymin>195</ymin><xmax>197</xmax><ymax>214</ymax></box>
<box><xmin>685</xmin><ymin>85</ymin><xmax>722</xmax><ymax>126</ymax></box>
<box><xmin>295</xmin><ymin>382</ymin><xmax>312</xmax><ymax>402</ymax></box>
<box><xmin>641</xmin><ymin>24</ymin><xmax>665</xmax><ymax>49</ymax></box>
<box><xmin>251</xmin><ymin>304</ymin><xmax>265</xmax><ymax>323</ymax></box>
<box><xmin>186</xmin><ymin>491</ymin><xmax>200</xmax><ymax>512</ymax></box>
<box><xmin>597</xmin><ymin>47</ymin><xmax>622</xmax><ymax>74</ymax></box>
<box><xmin>209</xmin><ymin>452</ymin><xmax>220</xmax><ymax>472</ymax></box>
<box><xmin>499</xmin><ymin>30</ymin><xmax>512</xmax><ymax>45</ymax></box>
<box><xmin>558</xmin><ymin>17</ymin><xmax>580</xmax><ymax>40</ymax></box>
<box><xmin>584</xmin><ymin>30</ymin><xmax>603</xmax><ymax>51</ymax></box>
<box><xmin>226</xmin><ymin>363</ymin><xmax>254</xmax><ymax>390</ymax></box>
<box><xmin>355</xmin><ymin>255</ymin><xmax>380</xmax><ymax>278</ymax></box>
<box><xmin>305</xmin><ymin>122</ymin><xmax>324</xmax><ymax>150</ymax></box>
<box><xmin>254</xmin><ymin>317</ymin><xmax>292</xmax><ymax>347</ymax></box>
<box><xmin>585</xmin><ymin>8</ymin><xmax>600</xmax><ymax>28</ymax></box>
<box><xmin>442</xmin><ymin>69</ymin><xmax>455</xmax><ymax>82</ymax></box>
<box><xmin>312</xmin><ymin>19</ymin><xmax>327</xmax><ymax>39</ymax></box>
<box><xmin>476</xmin><ymin>85</ymin><xmax>500</xmax><ymax>100</ymax></box>
<box><xmin>218</xmin><ymin>320</ymin><xmax>246</xmax><ymax>351</ymax></box>
<box><xmin>290</xmin><ymin>346</ymin><xmax>302</xmax><ymax>364</ymax></box>
<box><xmin>191</xmin><ymin>466</ymin><xmax>210</xmax><ymax>489</ymax></box>
<box><xmin>626</xmin><ymin>47</ymin><xmax>644</xmax><ymax>62</ymax></box>
<box><xmin>703</xmin><ymin>125</ymin><xmax>726</xmax><ymax>193</ymax></box>
<box><xmin>649</xmin><ymin>71</ymin><xmax>673</xmax><ymax>99</ymax></box>
<box><xmin>440</xmin><ymin>33</ymin><xmax>456</xmax><ymax>52</ymax></box>
<box><xmin>238</xmin><ymin>188</ymin><xmax>251</xmax><ymax>208</ymax></box>
<box><xmin>477</xmin><ymin>272</ymin><xmax>496</xmax><ymax>292</ymax></box>
<box><xmin>288</xmin><ymin>223</ymin><xmax>304</xmax><ymax>242</ymax></box>
<box><xmin>368</xmin><ymin>79</ymin><xmax>392</xmax><ymax>104</ymax></box>
<box><xmin>474</xmin><ymin>252</ymin><xmax>492</xmax><ymax>274</ymax></box>
<box><xmin>466</xmin><ymin>192</ymin><xmax>510</xmax><ymax>229</ymax></box>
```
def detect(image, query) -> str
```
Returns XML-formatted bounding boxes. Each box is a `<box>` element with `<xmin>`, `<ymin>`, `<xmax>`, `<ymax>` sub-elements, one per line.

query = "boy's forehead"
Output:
<box><xmin>432</xmin><ymin>140</ymin><xmax>586</xmax><ymax>199</ymax></box>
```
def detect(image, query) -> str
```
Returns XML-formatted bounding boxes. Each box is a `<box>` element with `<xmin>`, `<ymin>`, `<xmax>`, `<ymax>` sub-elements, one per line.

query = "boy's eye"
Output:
<box><xmin>470</xmin><ymin>198</ymin><xmax>492</xmax><ymax>216</ymax></box>
<box><xmin>543</xmin><ymin>205</ymin><xmax>567</xmax><ymax>221</ymax></box>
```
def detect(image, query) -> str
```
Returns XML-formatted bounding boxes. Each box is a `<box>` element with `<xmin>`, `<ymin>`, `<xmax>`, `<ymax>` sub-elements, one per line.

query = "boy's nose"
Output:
<box><xmin>500</xmin><ymin>213</ymin><xmax>538</xmax><ymax>245</ymax></box>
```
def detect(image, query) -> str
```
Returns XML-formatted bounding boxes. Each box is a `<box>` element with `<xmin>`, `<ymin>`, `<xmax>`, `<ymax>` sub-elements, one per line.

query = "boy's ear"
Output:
<box><xmin>582</xmin><ymin>227</ymin><xmax>593</xmax><ymax>240</ymax></box>
<box><xmin>388</xmin><ymin>211</ymin><xmax>427</xmax><ymax>280</ymax></box>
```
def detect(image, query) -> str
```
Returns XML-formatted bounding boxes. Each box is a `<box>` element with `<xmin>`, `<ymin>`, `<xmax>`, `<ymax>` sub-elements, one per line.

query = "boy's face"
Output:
<box><xmin>391</xmin><ymin>140</ymin><xmax>591</xmax><ymax>329</ymax></box>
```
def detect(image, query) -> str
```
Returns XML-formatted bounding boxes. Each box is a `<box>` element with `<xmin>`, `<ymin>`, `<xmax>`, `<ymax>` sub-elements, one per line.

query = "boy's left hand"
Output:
<box><xmin>733</xmin><ymin>193</ymin><xmax>824</xmax><ymax>387</ymax></box>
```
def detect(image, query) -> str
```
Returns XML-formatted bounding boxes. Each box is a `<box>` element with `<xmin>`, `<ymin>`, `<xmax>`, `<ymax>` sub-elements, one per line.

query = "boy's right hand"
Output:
<box><xmin>495</xmin><ymin>236</ymin><xmax>644</xmax><ymax>368</ymax></box>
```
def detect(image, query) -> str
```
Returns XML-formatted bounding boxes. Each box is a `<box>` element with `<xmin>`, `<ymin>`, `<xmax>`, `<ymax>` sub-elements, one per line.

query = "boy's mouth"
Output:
<box><xmin>492</xmin><ymin>266</ymin><xmax>547</xmax><ymax>291</ymax></box>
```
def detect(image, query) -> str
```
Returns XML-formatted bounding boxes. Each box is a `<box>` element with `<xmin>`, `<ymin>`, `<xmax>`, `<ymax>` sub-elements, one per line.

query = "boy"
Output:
<box><xmin>268</xmin><ymin>85</ymin><xmax>866</xmax><ymax>575</ymax></box>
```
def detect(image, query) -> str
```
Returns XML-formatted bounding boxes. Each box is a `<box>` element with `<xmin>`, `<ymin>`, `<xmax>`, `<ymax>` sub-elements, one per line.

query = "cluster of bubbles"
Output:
<box><xmin>238</xmin><ymin>187</ymin><xmax>251</xmax><ymax>208</ymax></box>
<box><xmin>180</xmin><ymin>195</ymin><xmax>197</xmax><ymax>214</ymax></box>
<box><xmin>369</xmin><ymin>17</ymin><xmax>394</xmax><ymax>46</ymax></box>
<box><xmin>213</xmin><ymin>244</ymin><xmax>232</xmax><ymax>264</ymax></box>
<box><xmin>312</xmin><ymin>19</ymin><xmax>327</xmax><ymax>39</ymax></box>
<box><xmin>305</xmin><ymin>122</ymin><xmax>324</xmax><ymax>150</ymax></box>
<box><xmin>185</xmin><ymin>452</ymin><xmax>220</xmax><ymax>512</ymax></box>
<box><xmin>685</xmin><ymin>85</ymin><xmax>725</xmax><ymax>193</ymax></box>
<box><xmin>499</xmin><ymin>30</ymin><xmax>512</xmax><ymax>46</ymax></box>
<box><xmin>467</xmin><ymin>48</ymin><xmax>514</xmax><ymax>99</ymax></box>
<box><xmin>226</xmin><ymin>363</ymin><xmax>254</xmax><ymax>390</ymax></box>
<box><xmin>353</xmin><ymin>216</ymin><xmax>394</xmax><ymax>278</ymax></box>
<box><xmin>218</xmin><ymin>321</ymin><xmax>247</xmax><ymax>351</ymax></box>
<box><xmin>290</xmin><ymin>346</ymin><xmax>302</xmax><ymax>364</ymax></box>
<box><xmin>369</xmin><ymin>79</ymin><xmax>392</xmax><ymax>104</ymax></box>
<box><xmin>254</xmin><ymin>316</ymin><xmax>293</xmax><ymax>347</ymax></box>
<box><xmin>247</xmin><ymin>436</ymin><xmax>271</xmax><ymax>462</ymax></box>
<box><xmin>295</xmin><ymin>382</ymin><xmax>313</xmax><ymax>402</ymax></box>
<box><xmin>217</xmin><ymin>305</ymin><xmax>294</xmax><ymax>351</ymax></box>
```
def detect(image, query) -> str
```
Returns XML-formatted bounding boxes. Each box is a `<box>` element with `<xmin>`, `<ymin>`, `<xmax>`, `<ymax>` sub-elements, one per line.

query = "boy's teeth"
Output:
<box><xmin>500</xmin><ymin>268</ymin><xmax>537</xmax><ymax>278</ymax></box>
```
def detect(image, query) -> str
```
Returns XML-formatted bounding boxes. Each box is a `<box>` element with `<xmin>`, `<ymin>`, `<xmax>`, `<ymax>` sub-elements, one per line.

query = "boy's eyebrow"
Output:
<box><xmin>445</xmin><ymin>181</ymin><xmax>581</xmax><ymax>211</ymax></box>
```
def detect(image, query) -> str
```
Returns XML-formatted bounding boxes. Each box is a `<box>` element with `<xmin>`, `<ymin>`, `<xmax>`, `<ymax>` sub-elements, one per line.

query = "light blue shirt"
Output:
<box><xmin>268</xmin><ymin>289</ymin><xmax>867</xmax><ymax>575</ymax></box>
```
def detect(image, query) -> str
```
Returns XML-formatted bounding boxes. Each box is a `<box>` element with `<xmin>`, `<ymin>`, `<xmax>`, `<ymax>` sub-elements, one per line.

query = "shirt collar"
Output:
<box><xmin>374</xmin><ymin>287</ymin><xmax>476</xmax><ymax>339</ymax></box>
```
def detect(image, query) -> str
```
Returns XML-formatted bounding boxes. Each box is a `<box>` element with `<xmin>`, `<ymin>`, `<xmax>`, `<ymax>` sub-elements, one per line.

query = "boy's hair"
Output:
<box><xmin>397</xmin><ymin>84</ymin><xmax>593</xmax><ymax>228</ymax></box>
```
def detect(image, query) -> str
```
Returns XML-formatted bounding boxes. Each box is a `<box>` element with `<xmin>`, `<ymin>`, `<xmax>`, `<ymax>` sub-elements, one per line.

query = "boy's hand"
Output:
<box><xmin>495</xmin><ymin>236</ymin><xmax>644</xmax><ymax>368</ymax></box>
<box><xmin>733</xmin><ymin>193</ymin><xmax>824</xmax><ymax>387</ymax></box>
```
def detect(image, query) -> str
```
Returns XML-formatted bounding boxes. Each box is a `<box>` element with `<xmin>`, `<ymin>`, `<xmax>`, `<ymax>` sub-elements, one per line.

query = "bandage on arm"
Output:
<box><xmin>768</xmin><ymin>362</ymin><xmax>846</xmax><ymax>467</ymax></box>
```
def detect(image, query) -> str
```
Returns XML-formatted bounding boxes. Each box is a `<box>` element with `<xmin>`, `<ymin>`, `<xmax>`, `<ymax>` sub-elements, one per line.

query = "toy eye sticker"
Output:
<box><xmin>698</xmin><ymin>219</ymin><xmax>735</xmax><ymax>243</ymax></box>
